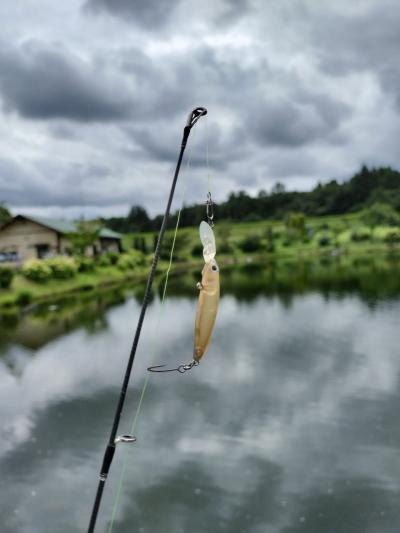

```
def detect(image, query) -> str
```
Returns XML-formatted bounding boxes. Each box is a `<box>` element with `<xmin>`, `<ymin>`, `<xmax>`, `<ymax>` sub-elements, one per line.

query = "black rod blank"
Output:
<box><xmin>87</xmin><ymin>107</ymin><xmax>207</xmax><ymax>533</ymax></box>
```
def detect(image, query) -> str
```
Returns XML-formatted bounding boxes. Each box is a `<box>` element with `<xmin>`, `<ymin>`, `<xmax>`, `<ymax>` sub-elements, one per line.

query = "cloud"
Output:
<box><xmin>84</xmin><ymin>0</ymin><xmax>180</xmax><ymax>28</ymax></box>
<box><xmin>83</xmin><ymin>0</ymin><xmax>251</xmax><ymax>30</ymax></box>
<box><xmin>0</xmin><ymin>0</ymin><xmax>399</xmax><ymax>217</ymax></box>
<box><xmin>305</xmin><ymin>1</ymin><xmax>400</xmax><ymax>108</ymax></box>
<box><xmin>251</xmin><ymin>98</ymin><xmax>347</xmax><ymax>148</ymax></box>
<box><xmin>124</xmin><ymin>119</ymin><xmax>249</xmax><ymax>171</ymax></box>
<box><xmin>0</xmin><ymin>41</ymin><xmax>133</xmax><ymax>122</ymax></box>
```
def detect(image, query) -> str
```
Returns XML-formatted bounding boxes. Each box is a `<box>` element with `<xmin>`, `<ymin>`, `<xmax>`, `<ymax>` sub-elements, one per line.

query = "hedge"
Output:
<box><xmin>0</xmin><ymin>266</ymin><xmax>14</xmax><ymax>289</ymax></box>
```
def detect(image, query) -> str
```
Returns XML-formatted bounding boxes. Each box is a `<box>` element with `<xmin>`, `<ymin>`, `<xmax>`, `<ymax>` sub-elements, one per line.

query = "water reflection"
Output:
<box><xmin>0</xmin><ymin>258</ymin><xmax>400</xmax><ymax>533</ymax></box>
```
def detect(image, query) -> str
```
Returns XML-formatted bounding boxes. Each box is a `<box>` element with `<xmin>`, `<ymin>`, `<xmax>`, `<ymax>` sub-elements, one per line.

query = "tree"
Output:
<box><xmin>133</xmin><ymin>236</ymin><xmax>148</xmax><ymax>254</ymax></box>
<box><xmin>271</xmin><ymin>182</ymin><xmax>286</xmax><ymax>195</ymax></box>
<box><xmin>99</xmin><ymin>165</ymin><xmax>400</xmax><ymax>228</ymax></box>
<box><xmin>0</xmin><ymin>203</ymin><xmax>11</xmax><ymax>226</ymax></box>
<box><xmin>362</xmin><ymin>202</ymin><xmax>400</xmax><ymax>228</ymax></box>
<box><xmin>127</xmin><ymin>205</ymin><xmax>150</xmax><ymax>232</ymax></box>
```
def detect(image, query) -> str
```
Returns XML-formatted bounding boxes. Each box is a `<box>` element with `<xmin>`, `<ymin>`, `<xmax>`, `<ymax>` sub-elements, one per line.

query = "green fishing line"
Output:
<box><xmin>107</xmin><ymin>144</ymin><xmax>193</xmax><ymax>533</ymax></box>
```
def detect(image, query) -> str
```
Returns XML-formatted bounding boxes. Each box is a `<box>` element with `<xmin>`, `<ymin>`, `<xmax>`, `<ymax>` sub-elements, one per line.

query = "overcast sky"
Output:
<box><xmin>0</xmin><ymin>0</ymin><xmax>399</xmax><ymax>219</ymax></box>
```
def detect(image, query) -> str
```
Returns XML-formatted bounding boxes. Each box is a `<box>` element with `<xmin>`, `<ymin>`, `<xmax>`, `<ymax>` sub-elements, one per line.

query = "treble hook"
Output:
<box><xmin>147</xmin><ymin>359</ymin><xmax>199</xmax><ymax>374</ymax></box>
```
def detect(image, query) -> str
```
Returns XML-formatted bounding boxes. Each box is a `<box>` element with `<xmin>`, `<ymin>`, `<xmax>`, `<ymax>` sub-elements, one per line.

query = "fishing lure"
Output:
<box><xmin>148</xmin><ymin>209</ymin><xmax>219</xmax><ymax>373</ymax></box>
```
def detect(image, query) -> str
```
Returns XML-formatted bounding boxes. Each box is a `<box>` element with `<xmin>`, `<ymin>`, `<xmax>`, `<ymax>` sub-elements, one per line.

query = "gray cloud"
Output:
<box><xmin>0</xmin><ymin>41</ymin><xmax>133</xmax><ymax>122</ymax></box>
<box><xmin>306</xmin><ymin>1</ymin><xmax>400</xmax><ymax>108</ymax></box>
<box><xmin>83</xmin><ymin>0</ymin><xmax>181</xmax><ymax>28</ymax></box>
<box><xmin>0</xmin><ymin>0</ymin><xmax>399</xmax><ymax>216</ymax></box>
<box><xmin>124</xmin><ymin>120</ymin><xmax>249</xmax><ymax>170</ymax></box>
<box><xmin>217</xmin><ymin>0</ymin><xmax>252</xmax><ymax>24</ymax></box>
<box><xmin>83</xmin><ymin>0</ymin><xmax>251</xmax><ymax>30</ymax></box>
<box><xmin>251</xmin><ymin>96</ymin><xmax>350</xmax><ymax>148</ymax></box>
<box><xmin>121</xmin><ymin>43</ymin><xmax>351</xmax><ymax>152</ymax></box>
<box><xmin>0</xmin><ymin>157</ymin><xmax>124</xmax><ymax>209</ymax></box>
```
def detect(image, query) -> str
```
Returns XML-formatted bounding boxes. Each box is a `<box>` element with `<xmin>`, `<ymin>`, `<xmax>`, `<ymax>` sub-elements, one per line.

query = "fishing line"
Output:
<box><xmin>205</xmin><ymin>115</ymin><xmax>215</xmax><ymax>227</ymax></box>
<box><xmin>107</xmin><ymin>144</ymin><xmax>194</xmax><ymax>533</ymax></box>
<box><xmin>206</xmin><ymin>114</ymin><xmax>211</xmax><ymax>194</ymax></box>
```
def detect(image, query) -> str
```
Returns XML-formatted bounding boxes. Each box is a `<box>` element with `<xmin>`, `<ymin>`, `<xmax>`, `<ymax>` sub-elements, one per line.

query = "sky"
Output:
<box><xmin>0</xmin><ymin>0</ymin><xmax>399</xmax><ymax>220</ymax></box>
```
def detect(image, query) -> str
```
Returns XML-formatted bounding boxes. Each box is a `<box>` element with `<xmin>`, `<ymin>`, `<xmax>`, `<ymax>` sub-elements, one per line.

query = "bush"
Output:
<box><xmin>129</xmin><ymin>249</ymin><xmax>146</xmax><ymax>266</ymax></box>
<box><xmin>1</xmin><ymin>296</ymin><xmax>15</xmax><ymax>308</ymax></box>
<box><xmin>106</xmin><ymin>251</ymin><xmax>119</xmax><ymax>265</ymax></box>
<box><xmin>97</xmin><ymin>254</ymin><xmax>111</xmax><ymax>267</ymax></box>
<box><xmin>318</xmin><ymin>235</ymin><xmax>331</xmax><ymax>247</ymax></box>
<box><xmin>46</xmin><ymin>257</ymin><xmax>78</xmax><ymax>279</ymax></box>
<box><xmin>97</xmin><ymin>251</ymin><xmax>121</xmax><ymax>266</ymax></box>
<box><xmin>22</xmin><ymin>259</ymin><xmax>52</xmax><ymax>282</ymax></box>
<box><xmin>117</xmin><ymin>251</ymin><xmax>146</xmax><ymax>271</ymax></box>
<box><xmin>285</xmin><ymin>212</ymin><xmax>306</xmax><ymax>238</ymax></box>
<box><xmin>351</xmin><ymin>228</ymin><xmax>371</xmax><ymax>242</ymax></box>
<box><xmin>0</xmin><ymin>266</ymin><xmax>14</xmax><ymax>288</ymax></box>
<box><xmin>238</xmin><ymin>234</ymin><xmax>263</xmax><ymax>253</ymax></box>
<box><xmin>362</xmin><ymin>202</ymin><xmax>400</xmax><ymax>227</ymax></box>
<box><xmin>76</xmin><ymin>256</ymin><xmax>95</xmax><ymax>272</ymax></box>
<box><xmin>15</xmin><ymin>289</ymin><xmax>33</xmax><ymax>306</ymax></box>
<box><xmin>78</xmin><ymin>281</ymin><xmax>95</xmax><ymax>291</ymax></box>
<box><xmin>383</xmin><ymin>229</ymin><xmax>400</xmax><ymax>244</ymax></box>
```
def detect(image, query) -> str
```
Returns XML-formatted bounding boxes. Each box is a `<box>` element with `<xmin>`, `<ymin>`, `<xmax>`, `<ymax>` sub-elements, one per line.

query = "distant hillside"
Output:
<box><xmin>102</xmin><ymin>165</ymin><xmax>400</xmax><ymax>233</ymax></box>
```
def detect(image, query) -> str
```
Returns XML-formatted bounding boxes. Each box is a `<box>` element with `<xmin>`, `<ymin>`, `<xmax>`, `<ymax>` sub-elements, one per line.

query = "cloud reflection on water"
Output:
<box><xmin>0</xmin><ymin>289</ymin><xmax>400</xmax><ymax>532</ymax></box>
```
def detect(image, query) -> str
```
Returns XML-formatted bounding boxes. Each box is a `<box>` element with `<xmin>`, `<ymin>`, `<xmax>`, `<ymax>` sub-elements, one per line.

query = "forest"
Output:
<box><xmin>101</xmin><ymin>165</ymin><xmax>400</xmax><ymax>233</ymax></box>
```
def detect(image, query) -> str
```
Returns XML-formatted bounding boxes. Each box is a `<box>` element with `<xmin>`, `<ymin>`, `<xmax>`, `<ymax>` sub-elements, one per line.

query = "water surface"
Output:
<box><xmin>1</xmin><ymin>258</ymin><xmax>400</xmax><ymax>533</ymax></box>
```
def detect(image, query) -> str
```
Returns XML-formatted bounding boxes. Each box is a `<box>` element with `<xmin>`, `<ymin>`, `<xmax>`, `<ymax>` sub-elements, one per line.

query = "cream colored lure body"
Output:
<box><xmin>193</xmin><ymin>258</ymin><xmax>220</xmax><ymax>362</ymax></box>
<box><xmin>148</xmin><ymin>221</ymin><xmax>219</xmax><ymax>374</ymax></box>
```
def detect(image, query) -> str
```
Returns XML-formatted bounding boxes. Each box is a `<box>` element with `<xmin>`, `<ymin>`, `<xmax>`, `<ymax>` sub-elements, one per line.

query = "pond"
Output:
<box><xmin>1</xmin><ymin>256</ymin><xmax>400</xmax><ymax>533</ymax></box>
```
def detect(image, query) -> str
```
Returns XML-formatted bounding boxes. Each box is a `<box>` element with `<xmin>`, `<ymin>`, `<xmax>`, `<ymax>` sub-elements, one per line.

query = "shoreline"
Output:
<box><xmin>1</xmin><ymin>244</ymin><xmax>400</xmax><ymax>321</ymax></box>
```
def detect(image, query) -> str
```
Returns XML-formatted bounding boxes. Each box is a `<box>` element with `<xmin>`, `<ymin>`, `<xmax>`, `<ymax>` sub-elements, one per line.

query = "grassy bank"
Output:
<box><xmin>123</xmin><ymin>210</ymin><xmax>400</xmax><ymax>262</ymax></box>
<box><xmin>2</xmin><ymin>210</ymin><xmax>400</xmax><ymax>316</ymax></box>
<box><xmin>0</xmin><ymin>263</ymin><xmax>153</xmax><ymax>312</ymax></box>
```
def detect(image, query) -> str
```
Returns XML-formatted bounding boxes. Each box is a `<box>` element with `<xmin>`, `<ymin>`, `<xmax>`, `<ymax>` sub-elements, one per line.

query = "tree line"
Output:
<box><xmin>1</xmin><ymin>165</ymin><xmax>399</xmax><ymax>234</ymax></box>
<box><xmin>100</xmin><ymin>165</ymin><xmax>400</xmax><ymax>233</ymax></box>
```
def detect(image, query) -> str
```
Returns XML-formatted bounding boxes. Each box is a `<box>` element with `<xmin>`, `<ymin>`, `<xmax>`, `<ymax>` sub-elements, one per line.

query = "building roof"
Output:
<box><xmin>98</xmin><ymin>227</ymin><xmax>123</xmax><ymax>239</ymax></box>
<box><xmin>23</xmin><ymin>214</ymin><xmax>77</xmax><ymax>234</ymax></box>
<box><xmin>9</xmin><ymin>214</ymin><xmax>122</xmax><ymax>240</ymax></box>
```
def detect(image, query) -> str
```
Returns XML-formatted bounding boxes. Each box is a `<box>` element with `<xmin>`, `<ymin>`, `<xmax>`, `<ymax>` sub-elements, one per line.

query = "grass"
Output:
<box><xmin>123</xmin><ymin>211</ymin><xmax>400</xmax><ymax>262</ymax></box>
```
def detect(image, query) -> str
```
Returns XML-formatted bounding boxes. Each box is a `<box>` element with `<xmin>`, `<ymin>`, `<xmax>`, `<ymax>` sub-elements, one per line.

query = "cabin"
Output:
<box><xmin>0</xmin><ymin>214</ymin><xmax>122</xmax><ymax>263</ymax></box>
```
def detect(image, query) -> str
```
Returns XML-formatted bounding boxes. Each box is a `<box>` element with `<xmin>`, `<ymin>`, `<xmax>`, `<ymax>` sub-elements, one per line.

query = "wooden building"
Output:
<box><xmin>0</xmin><ymin>214</ymin><xmax>122</xmax><ymax>262</ymax></box>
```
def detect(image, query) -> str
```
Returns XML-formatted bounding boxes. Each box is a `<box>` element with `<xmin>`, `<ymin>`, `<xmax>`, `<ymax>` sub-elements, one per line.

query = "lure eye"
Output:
<box><xmin>212</xmin><ymin>265</ymin><xmax>218</xmax><ymax>271</ymax></box>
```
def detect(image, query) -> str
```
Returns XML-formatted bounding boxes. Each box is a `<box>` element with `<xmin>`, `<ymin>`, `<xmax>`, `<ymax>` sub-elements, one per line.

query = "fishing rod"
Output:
<box><xmin>87</xmin><ymin>107</ymin><xmax>207</xmax><ymax>533</ymax></box>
